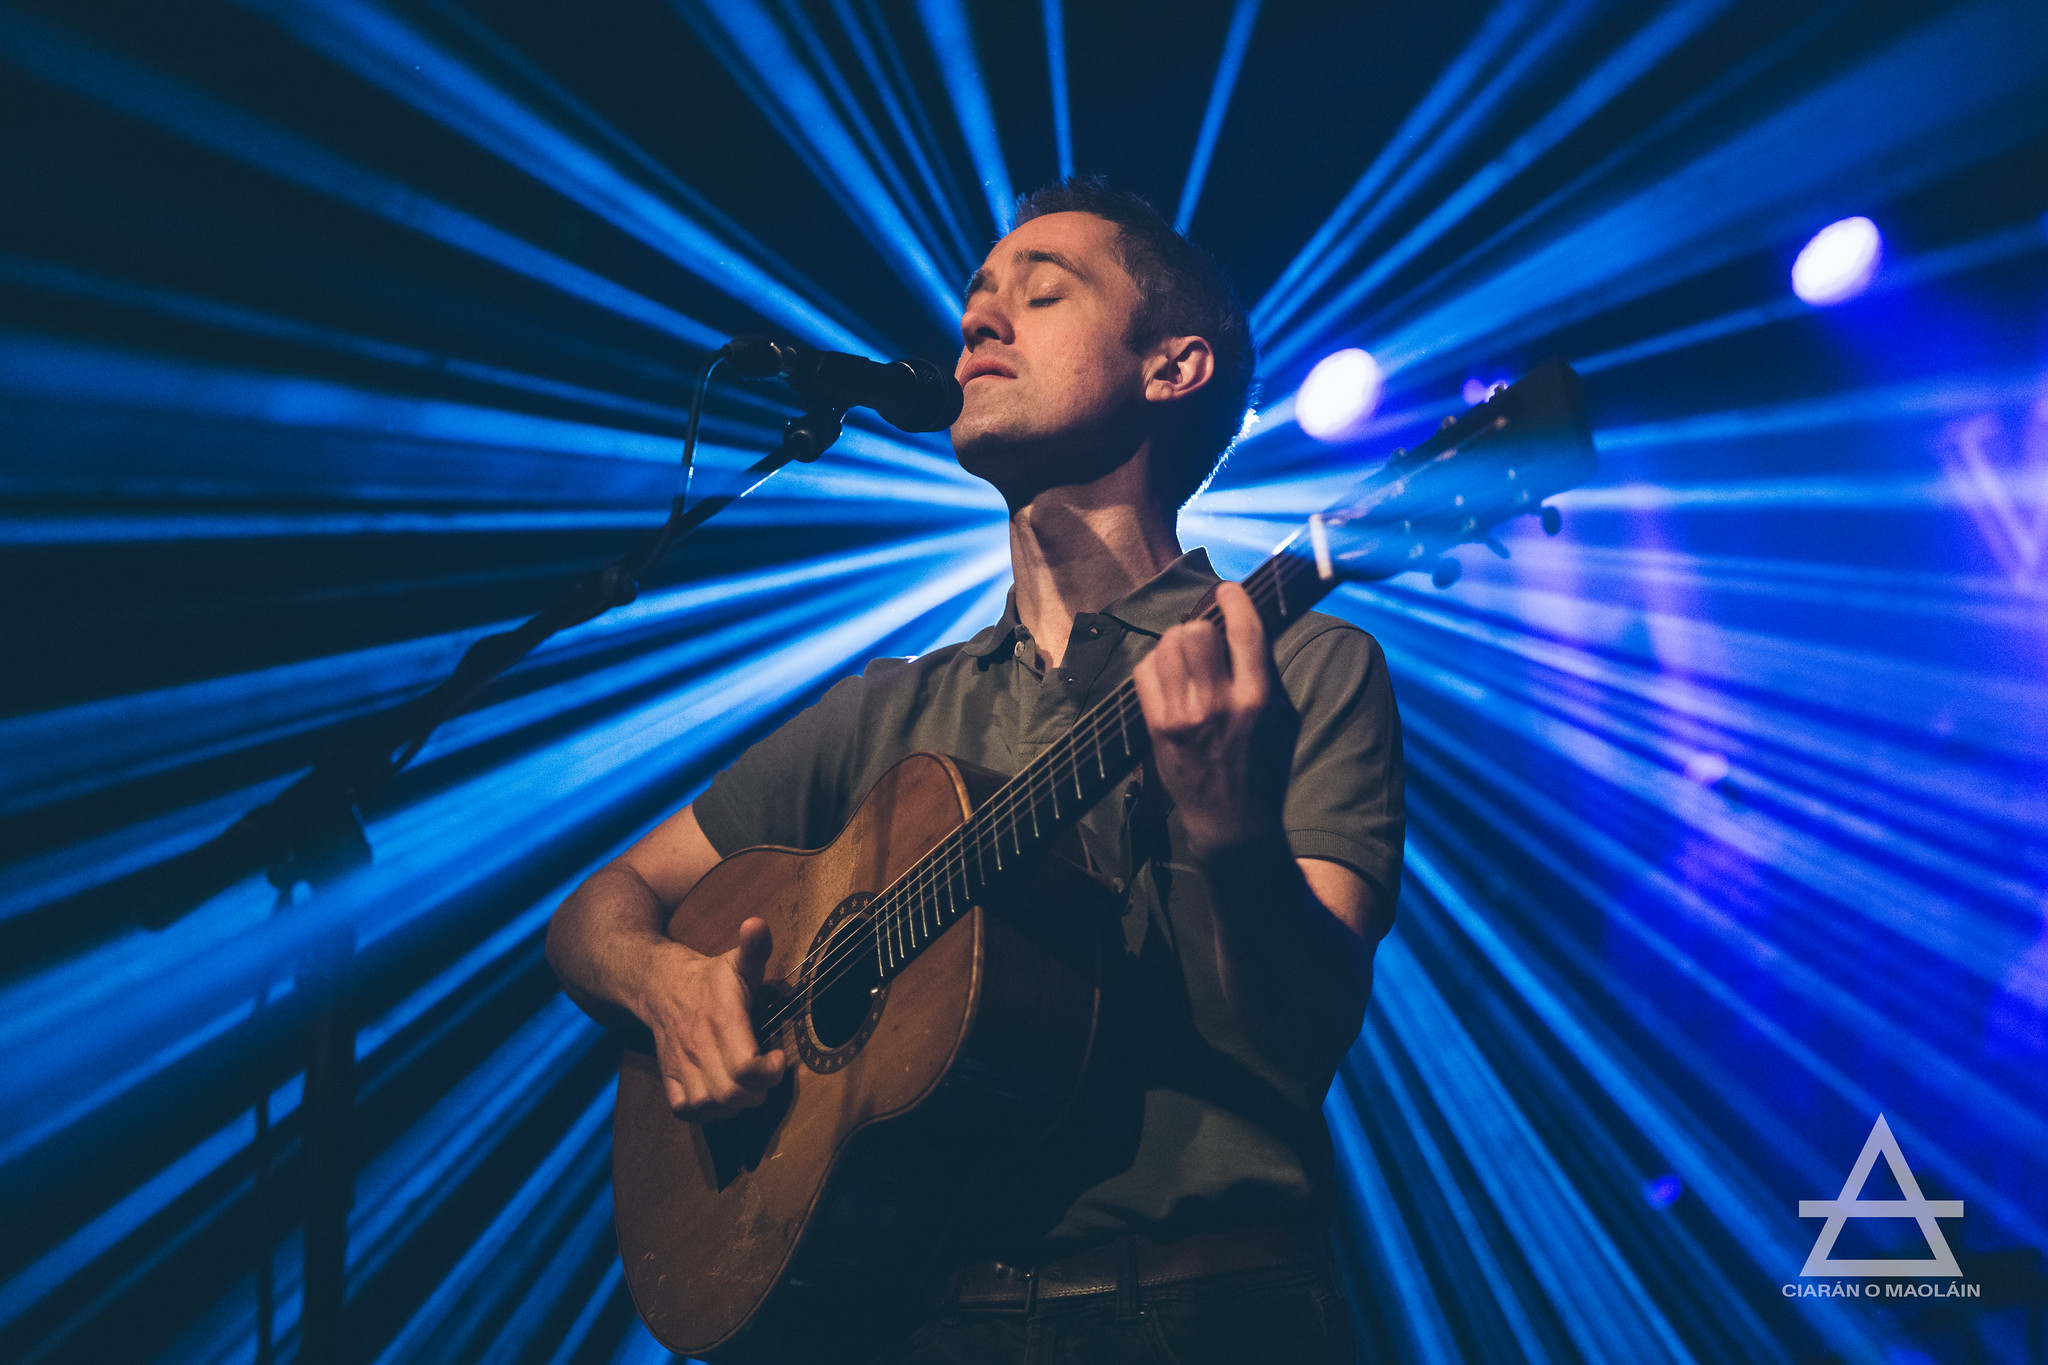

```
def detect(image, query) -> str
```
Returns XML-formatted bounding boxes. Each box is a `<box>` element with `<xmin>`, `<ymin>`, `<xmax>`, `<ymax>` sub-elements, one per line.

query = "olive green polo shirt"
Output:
<box><xmin>695</xmin><ymin>548</ymin><xmax>1404</xmax><ymax>1256</ymax></box>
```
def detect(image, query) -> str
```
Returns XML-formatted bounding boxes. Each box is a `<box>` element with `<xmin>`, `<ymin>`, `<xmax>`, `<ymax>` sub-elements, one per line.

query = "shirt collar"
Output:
<box><xmin>957</xmin><ymin>547</ymin><xmax>1220</xmax><ymax>657</ymax></box>
<box><xmin>1098</xmin><ymin>547</ymin><xmax>1220</xmax><ymax>639</ymax></box>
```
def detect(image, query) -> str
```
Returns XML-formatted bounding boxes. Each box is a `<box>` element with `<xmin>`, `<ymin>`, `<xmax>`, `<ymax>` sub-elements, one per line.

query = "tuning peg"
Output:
<box><xmin>1431</xmin><ymin>557</ymin><xmax>1462</xmax><ymax>589</ymax></box>
<box><xmin>1483</xmin><ymin>535</ymin><xmax>1510</xmax><ymax>559</ymax></box>
<box><xmin>1540</xmin><ymin>504</ymin><xmax>1562</xmax><ymax>536</ymax></box>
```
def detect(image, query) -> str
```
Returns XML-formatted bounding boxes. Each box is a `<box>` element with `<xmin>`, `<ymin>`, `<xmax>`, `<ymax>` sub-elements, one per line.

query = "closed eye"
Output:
<box><xmin>1028</xmin><ymin>296</ymin><xmax>1062</xmax><ymax>308</ymax></box>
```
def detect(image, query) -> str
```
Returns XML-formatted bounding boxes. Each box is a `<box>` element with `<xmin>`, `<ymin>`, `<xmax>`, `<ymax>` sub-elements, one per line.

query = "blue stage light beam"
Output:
<box><xmin>1576</xmin><ymin>215</ymin><xmax>2048</xmax><ymax>373</ymax></box>
<box><xmin>915</xmin><ymin>0</ymin><xmax>1015</xmax><ymax>234</ymax></box>
<box><xmin>241</xmin><ymin>0</ymin><xmax>897</xmax><ymax>349</ymax></box>
<box><xmin>1388</xmin><ymin>702</ymin><xmax>2048</xmax><ymax>1253</ymax></box>
<box><xmin>1309</xmin><ymin>1</ymin><xmax>1866</xmax><ymax>376</ymax></box>
<box><xmin>1255</xmin><ymin>0</ymin><xmax>1613</xmax><ymax>352</ymax></box>
<box><xmin>0</xmin><ymin>524</ymin><xmax>1004</xmax><ymax>837</ymax></box>
<box><xmin>1363</xmin><ymin>0</ymin><xmax>2048</xmax><ymax>383</ymax></box>
<box><xmin>841</xmin><ymin>0</ymin><xmax>985</xmax><ymax>254</ymax></box>
<box><xmin>1042</xmin><ymin>0</ymin><xmax>1074</xmax><ymax>180</ymax></box>
<box><xmin>0</xmin><ymin>9</ymin><xmax>728</xmax><ymax>352</ymax></box>
<box><xmin>1587</xmin><ymin>368</ymin><xmax>2048</xmax><ymax>454</ymax></box>
<box><xmin>1337</xmin><ymin>1053</ymin><xmax>1559</xmax><ymax>1363</ymax></box>
<box><xmin>773</xmin><ymin>0</ymin><xmax>974</xmax><ymax>284</ymax></box>
<box><xmin>1323</xmin><ymin>1087</ymin><xmax>1464</xmax><ymax>1365</ymax></box>
<box><xmin>672</xmin><ymin>0</ymin><xmax>964</xmax><ymax>332</ymax></box>
<box><xmin>1173</xmin><ymin>0</ymin><xmax>1260</xmax><ymax>234</ymax></box>
<box><xmin>0</xmin><ymin>252</ymin><xmax>719</xmax><ymax>432</ymax></box>
<box><xmin>389</xmin><ymin>0</ymin><xmax>878</xmax><ymax>348</ymax></box>
<box><xmin>1383</xmin><ymin>845</ymin><xmax>1903</xmax><ymax>1363</ymax></box>
<box><xmin>827</xmin><ymin>0</ymin><xmax>979</xmax><ymax>273</ymax></box>
<box><xmin>0</xmin><ymin>335</ymin><xmax>996</xmax><ymax>509</ymax></box>
<box><xmin>1367</xmin><ymin>935</ymin><xmax>1697</xmax><ymax>1363</ymax></box>
<box><xmin>1250</xmin><ymin>0</ymin><xmax>1548</xmax><ymax>339</ymax></box>
<box><xmin>1264</xmin><ymin>0</ymin><xmax>1735</xmax><ymax>376</ymax></box>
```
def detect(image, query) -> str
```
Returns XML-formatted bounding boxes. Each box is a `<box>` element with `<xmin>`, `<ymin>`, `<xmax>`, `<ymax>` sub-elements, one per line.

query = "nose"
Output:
<box><xmin>958</xmin><ymin>287</ymin><xmax>1011</xmax><ymax>355</ymax></box>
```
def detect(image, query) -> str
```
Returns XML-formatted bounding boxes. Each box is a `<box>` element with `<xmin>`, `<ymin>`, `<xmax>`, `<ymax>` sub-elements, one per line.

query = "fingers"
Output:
<box><xmin>732</xmin><ymin>1048</ymin><xmax>788</xmax><ymax>1091</ymax></box>
<box><xmin>649</xmin><ymin>923</ymin><xmax>788</xmax><ymax>1122</ymax></box>
<box><xmin>1214</xmin><ymin>582</ymin><xmax>1272</xmax><ymax>710</ymax></box>
<box><xmin>731</xmin><ymin>916</ymin><xmax>774</xmax><ymax>995</ymax></box>
<box><xmin>1136</xmin><ymin>591</ymin><xmax>1261</xmax><ymax>737</ymax></box>
<box><xmin>665</xmin><ymin>1038</ymin><xmax>782</xmax><ymax>1121</ymax></box>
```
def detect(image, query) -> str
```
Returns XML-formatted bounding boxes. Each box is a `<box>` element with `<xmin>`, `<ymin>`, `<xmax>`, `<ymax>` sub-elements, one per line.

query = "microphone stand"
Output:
<box><xmin>130</xmin><ymin>354</ymin><xmax>846</xmax><ymax>1365</ymax></box>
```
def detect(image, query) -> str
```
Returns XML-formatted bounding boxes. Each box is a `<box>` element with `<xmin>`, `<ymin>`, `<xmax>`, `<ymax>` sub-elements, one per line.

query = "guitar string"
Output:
<box><xmin>751</xmin><ymin>550</ymin><xmax>1316</xmax><ymax>1038</ymax></box>
<box><xmin>753</xmin><ymin>551</ymin><xmax>1317</xmax><ymax>1037</ymax></box>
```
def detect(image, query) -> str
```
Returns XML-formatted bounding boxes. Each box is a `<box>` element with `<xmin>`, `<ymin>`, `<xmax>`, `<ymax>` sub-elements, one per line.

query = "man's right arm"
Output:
<box><xmin>545</xmin><ymin>805</ymin><xmax>788</xmax><ymax>1121</ymax></box>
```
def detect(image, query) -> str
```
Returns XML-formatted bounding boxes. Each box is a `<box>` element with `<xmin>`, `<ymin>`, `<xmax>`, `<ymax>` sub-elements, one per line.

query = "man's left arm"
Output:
<box><xmin>1131</xmin><ymin>582</ymin><xmax>1400</xmax><ymax>1076</ymax></box>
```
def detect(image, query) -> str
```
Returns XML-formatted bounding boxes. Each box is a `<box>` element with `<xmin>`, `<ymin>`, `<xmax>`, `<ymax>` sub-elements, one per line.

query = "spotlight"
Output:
<box><xmin>1296</xmin><ymin>347</ymin><xmax>1384</xmax><ymax>443</ymax></box>
<box><xmin>1791</xmin><ymin>216</ymin><xmax>1882</xmax><ymax>306</ymax></box>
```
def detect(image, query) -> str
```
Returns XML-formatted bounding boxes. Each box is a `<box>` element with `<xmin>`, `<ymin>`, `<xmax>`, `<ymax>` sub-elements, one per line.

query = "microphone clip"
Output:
<box><xmin>772</xmin><ymin>407</ymin><xmax>844</xmax><ymax>465</ymax></box>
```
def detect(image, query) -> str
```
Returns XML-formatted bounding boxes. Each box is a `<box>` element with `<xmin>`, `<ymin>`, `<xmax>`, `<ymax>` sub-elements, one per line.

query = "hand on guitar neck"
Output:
<box><xmin>1132</xmin><ymin>581</ymin><xmax>1297</xmax><ymax>859</ymax></box>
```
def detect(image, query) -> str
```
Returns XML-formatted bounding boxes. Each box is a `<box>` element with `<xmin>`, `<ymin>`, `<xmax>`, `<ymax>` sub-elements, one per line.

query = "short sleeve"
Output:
<box><xmin>692</xmin><ymin>673</ymin><xmax>867</xmax><ymax>857</ymax></box>
<box><xmin>1274</xmin><ymin>621</ymin><xmax>1405</xmax><ymax>915</ymax></box>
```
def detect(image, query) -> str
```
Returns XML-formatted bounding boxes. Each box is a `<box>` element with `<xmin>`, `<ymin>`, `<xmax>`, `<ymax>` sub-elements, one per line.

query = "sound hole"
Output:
<box><xmin>806</xmin><ymin>907</ymin><xmax>886</xmax><ymax>1053</ymax></box>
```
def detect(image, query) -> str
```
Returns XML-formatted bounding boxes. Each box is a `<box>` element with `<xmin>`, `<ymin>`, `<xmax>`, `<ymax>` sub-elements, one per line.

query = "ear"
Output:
<box><xmin>1142</xmin><ymin>336</ymin><xmax>1216</xmax><ymax>405</ymax></box>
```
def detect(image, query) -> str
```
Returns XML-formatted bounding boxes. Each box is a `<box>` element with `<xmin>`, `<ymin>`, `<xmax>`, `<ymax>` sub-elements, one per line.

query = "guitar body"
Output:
<box><xmin>612</xmin><ymin>752</ymin><xmax>1111</xmax><ymax>1362</ymax></box>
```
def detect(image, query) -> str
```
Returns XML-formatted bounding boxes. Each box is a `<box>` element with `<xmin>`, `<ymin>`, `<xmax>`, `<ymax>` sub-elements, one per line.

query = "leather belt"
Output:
<box><xmin>944</xmin><ymin>1225</ymin><xmax>1321</xmax><ymax>1313</ymax></box>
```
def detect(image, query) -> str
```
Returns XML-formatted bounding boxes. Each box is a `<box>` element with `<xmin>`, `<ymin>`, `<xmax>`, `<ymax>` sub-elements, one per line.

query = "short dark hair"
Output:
<box><xmin>1011</xmin><ymin>176</ymin><xmax>1257</xmax><ymax>509</ymax></box>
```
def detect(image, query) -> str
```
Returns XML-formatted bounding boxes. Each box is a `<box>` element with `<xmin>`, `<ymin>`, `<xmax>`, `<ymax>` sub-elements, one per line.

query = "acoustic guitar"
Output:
<box><xmin>612</xmin><ymin>359</ymin><xmax>1597</xmax><ymax>1360</ymax></box>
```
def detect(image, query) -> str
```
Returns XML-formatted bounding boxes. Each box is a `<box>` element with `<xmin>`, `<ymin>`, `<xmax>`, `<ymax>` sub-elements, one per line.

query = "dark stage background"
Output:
<box><xmin>3</xmin><ymin>1</ymin><xmax>2046</xmax><ymax>1362</ymax></box>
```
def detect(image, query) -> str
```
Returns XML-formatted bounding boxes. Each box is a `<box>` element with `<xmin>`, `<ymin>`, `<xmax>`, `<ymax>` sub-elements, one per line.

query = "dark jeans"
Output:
<box><xmin>868</xmin><ymin>1262</ymin><xmax>1358</xmax><ymax>1364</ymax></box>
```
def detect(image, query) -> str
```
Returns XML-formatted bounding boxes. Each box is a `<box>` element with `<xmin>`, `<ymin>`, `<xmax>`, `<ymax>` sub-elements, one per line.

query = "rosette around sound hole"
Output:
<box><xmin>798</xmin><ymin>894</ymin><xmax>889</xmax><ymax>1070</ymax></box>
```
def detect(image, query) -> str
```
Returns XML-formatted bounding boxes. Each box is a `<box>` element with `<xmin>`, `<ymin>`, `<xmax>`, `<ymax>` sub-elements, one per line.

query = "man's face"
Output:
<box><xmin>951</xmin><ymin>211</ymin><xmax>1150</xmax><ymax>502</ymax></box>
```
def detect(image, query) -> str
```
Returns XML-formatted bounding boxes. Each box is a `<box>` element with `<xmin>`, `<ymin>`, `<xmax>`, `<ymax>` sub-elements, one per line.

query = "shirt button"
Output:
<box><xmin>1086</xmin><ymin>626</ymin><xmax>1100</xmax><ymax>638</ymax></box>
<box><xmin>1013</xmin><ymin>641</ymin><xmax>1025</xmax><ymax>658</ymax></box>
<box><xmin>1111</xmin><ymin>877</ymin><xmax>1125</xmax><ymax>893</ymax></box>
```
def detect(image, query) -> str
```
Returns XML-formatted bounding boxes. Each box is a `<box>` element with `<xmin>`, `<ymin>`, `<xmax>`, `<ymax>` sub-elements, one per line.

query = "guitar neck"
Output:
<box><xmin>859</xmin><ymin>539</ymin><xmax>1336</xmax><ymax>982</ymax></box>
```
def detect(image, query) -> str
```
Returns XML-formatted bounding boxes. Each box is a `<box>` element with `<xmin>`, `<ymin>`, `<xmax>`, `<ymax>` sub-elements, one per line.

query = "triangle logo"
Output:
<box><xmin>1799</xmin><ymin>1114</ymin><xmax>1963</xmax><ymax>1277</ymax></box>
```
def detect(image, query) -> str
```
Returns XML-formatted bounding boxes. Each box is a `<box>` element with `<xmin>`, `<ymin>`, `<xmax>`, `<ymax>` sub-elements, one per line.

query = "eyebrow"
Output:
<box><xmin>961</xmin><ymin>248</ymin><xmax>1093</xmax><ymax>303</ymax></box>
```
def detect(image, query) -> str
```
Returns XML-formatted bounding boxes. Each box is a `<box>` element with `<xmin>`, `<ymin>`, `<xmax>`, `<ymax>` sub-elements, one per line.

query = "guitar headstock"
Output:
<box><xmin>1289</xmin><ymin>358</ymin><xmax>1596</xmax><ymax>589</ymax></box>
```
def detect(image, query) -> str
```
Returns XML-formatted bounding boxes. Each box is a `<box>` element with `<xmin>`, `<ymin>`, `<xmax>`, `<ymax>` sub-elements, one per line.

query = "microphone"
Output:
<box><xmin>721</xmin><ymin>336</ymin><xmax>963</xmax><ymax>433</ymax></box>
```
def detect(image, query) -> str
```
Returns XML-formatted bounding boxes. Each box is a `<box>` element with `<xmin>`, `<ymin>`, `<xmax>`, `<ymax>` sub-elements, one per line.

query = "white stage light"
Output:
<box><xmin>1296</xmin><ymin>348</ymin><xmax>1384</xmax><ymax>442</ymax></box>
<box><xmin>1792</xmin><ymin>216</ymin><xmax>1882</xmax><ymax>306</ymax></box>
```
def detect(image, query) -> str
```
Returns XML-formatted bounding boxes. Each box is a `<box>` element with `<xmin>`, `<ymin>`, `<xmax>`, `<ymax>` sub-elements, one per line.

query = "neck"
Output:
<box><xmin>1007</xmin><ymin>454</ymin><xmax>1182</xmax><ymax>667</ymax></box>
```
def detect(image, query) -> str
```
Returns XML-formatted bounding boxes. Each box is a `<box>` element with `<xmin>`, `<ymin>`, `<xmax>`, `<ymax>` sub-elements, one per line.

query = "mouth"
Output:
<box><xmin>958</xmin><ymin>359</ymin><xmax>1017</xmax><ymax>384</ymax></box>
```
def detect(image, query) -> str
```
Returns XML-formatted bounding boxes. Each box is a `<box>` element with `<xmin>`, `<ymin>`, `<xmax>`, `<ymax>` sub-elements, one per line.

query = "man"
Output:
<box><xmin>547</xmin><ymin>177</ymin><xmax>1403</xmax><ymax>1363</ymax></box>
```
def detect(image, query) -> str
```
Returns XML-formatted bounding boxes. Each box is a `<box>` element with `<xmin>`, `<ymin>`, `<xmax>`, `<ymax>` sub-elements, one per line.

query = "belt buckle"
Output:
<box><xmin>990</xmin><ymin>1262</ymin><xmax>1037</xmax><ymax>1316</ymax></box>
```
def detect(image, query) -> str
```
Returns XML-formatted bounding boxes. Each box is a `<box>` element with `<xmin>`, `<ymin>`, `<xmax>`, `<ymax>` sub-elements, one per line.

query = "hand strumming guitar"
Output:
<box><xmin>637</xmin><ymin>918</ymin><xmax>788</xmax><ymax>1122</ymax></box>
<box><xmin>546</xmin><ymin>813</ymin><xmax>787</xmax><ymax>1124</ymax></box>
